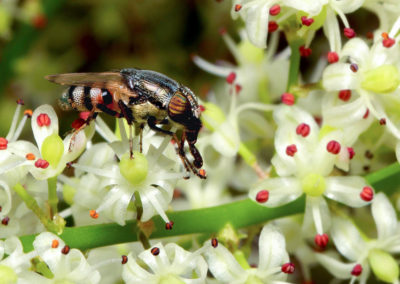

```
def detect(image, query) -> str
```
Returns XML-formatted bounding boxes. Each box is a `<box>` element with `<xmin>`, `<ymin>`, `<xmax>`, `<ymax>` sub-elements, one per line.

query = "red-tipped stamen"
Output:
<box><xmin>296</xmin><ymin>123</ymin><xmax>310</xmax><ymax>137</ymax></box>
<box><xmin>281</xmin><ymin>262</ymin><xmax>295</xmax><ymax>274</ymax></box>
<box><xmin>37</xmin><ymin>113</ymin><xmax>51</xmax><ymax>127</ymax></box>
<box><xmin>381</xmin><ymin>32</ymin><xmax>396</xmax><ymax>48</ymax></box>
<box><xmin>379</xmin><ymin>118</ymin><xmax>386</xmax><ymax>125</ymax></box>
<box><xmin>61</xmin><ymin>245</ymin><xmax>70</xmax><ymax>254</ymax></box>
<box><xmin>301</xmin><ymin>16</ymin><xmax>314</xmax><ymax>26</ymax></box>
<box><xmin>347</xmin><ymin>147</ymin><xmax>355</xmax><ymax>160</ymax></box>
<box><xmin>299</xmin><ymin>45</ymin><xmax>312</xmax><ymax>57</ymax></box>
<box><xmin>286</xmin><ymin>144</ymin><xmax>297</xmax><ymax>157</ymax></box>
<box><xmin>24</xmin><ymin>109</ymin><xmax>33</xmax><ymax>118</ymax></box>
<box><xmin>327</xmin><ymin>51</ymin><xmax>339</xmax><ymax>63</ymax></box>
<box><xmin>211</xmin><ymin>238</ymin><xmax>218</xmax><ymax>248</ymax></box>
<box><xmin>344</xmin><ymin>28</ymin><xmax>356</xmax><ymax>39</ymax></box>
<box><xmin>350</xmin><ymin>63</ymin><xmax>358</xmax><ymax>72</ymax></box>
<box><xmin>281</xmin><ymin>93</ymin><xmax>295</xmax><ymax>105</ymax></box>
<box><xmin>269</xmin><ymin>4</ymin><xmax>281</xmax><ymax>16</ymax></box>
<box><xmin>234</xmin><ymin>4</ymin><xmax>242</xmax><ymax>11</ymax></box>
<box><xmin>165</xmin><ymin>221</ymin><xmax>174</xmax><ymax>230</ymax></box>
<box><xmin>151</xmin><ymin>247</ymin><xmax>160</xmax><ymax>256</ymax></box>
<box><xmin>51</xmin><ymin>239</ymin><xmax>59</xmax><ymax>248</ymax></box>
<box><xmin>360</xmin><ymin>186</ymin><xmax>373</xmax><ymax>202</ymax></box>
<box><xmin>338</xmin><ymin>90</ymin><xmax>351</xmax><ymax>101</ymax></box>
<box><xmin>0</xmin><ymin>138</ymin><xmax>8</xmax><ymax>150</ymax></box>
<box><xmin>363</xmin><ymin>109</ymin><xmax>369</xmax><ymax>119</ymax></box>
<box><xmin>1</xmin><ymin>216</ymin><xmax>9</xmax><ymax>226</ymax></box>
<box><xmin>255</xmin><ymin>190</ymin><xmax>269</xmax><ymax>203</ymax></box>
<box><xmin>327</xmin><ymin>140</ymin><xmax>341</xmax><ymax>154</ymax></box>
<box><xmin>351</xmin><ymin>264</ymin><xmax>363</xmax><ymax>276</ymax></box>
<box><xmin>268</xmin><ymin>21</ymin><xmax>279</xmax><ymax>33</ymax></box>
<box><xmin>121</xmin><ymin>255</ymin><xmax>128</xmax><ymax>264</ymax></box>
<box><xmin>26</xmin><ymin>153</ymin><xmax>36</xmax><ymax>160</ymax></box>
<box><xmin>314</xmin><ymin>233</ymin><xmax>329</xmax><ymax>249</ymax></box>
<box><xmin>16</xmin><ymin>99</ymin><xmax>24</xmax><ymax>105</ymax></box>
<box><xmin>90</xmin><ymin>210</ymin><xmax>99</xmax><ymax>219</ymax></box>
<box><xmin>226</xmin><ymin>72</ymin><xmax>236</xmax><ymax>84</ymax></box>
<box><xmin>35</xmin><ymin>159</ymin><xmax>49</xmax><ymax>169</ymax></box>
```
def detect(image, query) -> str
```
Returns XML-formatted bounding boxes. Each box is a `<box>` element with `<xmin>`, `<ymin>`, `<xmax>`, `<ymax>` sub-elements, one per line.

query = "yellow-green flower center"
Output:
<box><xmin>158</xmin><ymin>274</ymin><xmax>185</xmax><ymax>284</ymax></box>
<box><xmin>301</xmin><ymin>173</ymin><xmax>326</xmax><ymax>197</ymax></box>
<box><xmin>0</xmin><ymin>265</ymin><xmax>17</xmax><ymax>284</ymax></box>
<box><xmin>369</xmin><ymin>249</ymin><xmax>399</xmax><ymax>283</ymax></box>
<box><xmin>119</xmin><ymin>152</ymin><xmax>148</xmax><ymax>186</ymax></box>
<box><xmin>238</xmin><ymin>40</ymin><xmax>264</xmax><ymax>64</ymax></box>
<box><xmin>41</xmin><ymin>134</ymin><xmax>64</xmax><ymax>168</ymax></box>
<box><xmin>245</xmin><ymin>274</ymin><xmax>263</xmax><ymax>284</ymax></box>
<box><xmin>361</xmin><ymin>65</ymin><xmax>400</xmax><ymax>94</ymax></box>
<box><xmin>201</xmin><ymin>102</ymin><xmax>226</xmax><ymax>131</ymax></box>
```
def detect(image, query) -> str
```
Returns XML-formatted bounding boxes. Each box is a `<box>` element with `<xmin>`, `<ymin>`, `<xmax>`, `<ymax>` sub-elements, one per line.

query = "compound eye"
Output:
<box><xmin>168</xmin><ymin>91</ymin><xmax>189</xmax><ymax>118</ymax></box>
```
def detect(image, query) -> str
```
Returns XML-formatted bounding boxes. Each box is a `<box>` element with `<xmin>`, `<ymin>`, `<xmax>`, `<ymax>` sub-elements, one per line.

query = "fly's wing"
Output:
<box><xmin>45</xmin><ymin>72</ymin><xmax>139</xmax><ymax>99</ymax></box>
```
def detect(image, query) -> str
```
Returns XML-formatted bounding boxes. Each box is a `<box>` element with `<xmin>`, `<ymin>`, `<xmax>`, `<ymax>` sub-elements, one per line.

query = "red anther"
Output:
<box><xmin>281</xmin><ymin>92</ymin><xmax>295</xmax><ymax>105</ymax></box>
<box><xmin>363</xmin><ymin>109</ymin><xmax>369</xmax><ymax>119</ymax></box>
<box><xmin>347</xmin><ymin>147</ymin><xmax>355</xmax><ymax>160</ymax></box>
<box><xmin>79</xmin><ymin>112</ymin><xmax>91</xmax><ymax>120</ymax></box>
<box><xmin>301</xmin><ymin>16</ymin><xmax>314</xmax><ymax>26</ymax></box>
<box><xmin>0</xmin><ymin>138</ymin><xmax>8</xmax><ymax>150</ymax></box>
<box><xmin>234</xmin><ymin>4</ymin><xmax>242</xmax><ymax>11</ymax></box>
<box><xmin>314</xmin><ymin>116</ymin><xmax>322</xmax><ymax>126</ymax></box>
<box><xmin>366</xmin><ymin>31</ymin><xmax>374</xmax><ymax>40</ymax></box>
<box><xmin>61</xmin><ymin>245</ymin><xmax>70</xmax><ymax>255</ymax></box>
<box><xmin>299</xmin><ymin>45</ymin><xmax>312</xmax><ymax>57</ymax></box>
<box><xmin>1</xmin><ymin>216</ymin><xmax>9</xmax><ymax>226</ymax></box>
<box><xmin>338</xmin><ymin>90</ymin><xmax>351</xmax><ymax>101</ymax></box>
<box><xmin>121</xmin><ymin>255</ymin><xmax>128</xmax><ymax>264</ymax></box>
<box><xmin>379</xmin><ymin>118</ymin><xmax>386</xmax><ymax>125</ymax></box>
<box><xmin>219</xmin><ymin>27</ymin><xmax>227</xmax><ymax>35</ymax></box>
<box><xmin>0</xmin><ymin>206</ymin><xmax>2</xmax><ymax>212</ymax></box>
<box><xmin>286</xmin><ymin>144</ymin><xmax>297</xmax><ymax>157</ymax></box>
<box><xmin>26</xmin><ymin>153</ymin><xmax>36</xmax><ymax>160</ymax></box>
<box><xmin>351</xmin><ymin>264</ymin><xmax>363</xmax><ymax>276</ymax></box>
<box><xmin>365</xmin><ymin>150</ymin><xmax>373</xmax><ymax>159</ymax></box>
<box><xmin>281</xmin><ymin>262</ymin><xmax>295</xmax><ymax>274</ymax></box>
<box><xmin>24</xmin><ymin>109</ymin><xmax>33</xmax><ymax>118</ymax></box>
<box><xmin>226</xmin><ymin>72</ymin><xmax>236</xmax><ymax>84</ymax></box>
<box><xmin>151</xmin><ymin>247</ymin><xmax>160</xmax><ymax>256</ymax></box>
<box><xmin>71</xmin><ymin>118</ymin><xmax>86</xmax><ymax>130</ymax></box>
<box><xmin>66</xmin><ymin>162</ymin><xmax>74</xmax><ymax>169</ymax></box>
<box><xmin>269</xmin><ymin>4</ymin><xmax>281</xmax><ymax>16</ymax></box>
<box><xmin>37</xmin><ymin>113</ymin><xmax>51</xmax><ymax>127</ymax></box>
<box><xmin>35</xmin><ymin>159</ymin><xmax>49</xmax><ymax>169</ymax></box>
<box><xmin>296</xmin><ymin>123</ymin><xmax>311</xmax><ymax>137</ymax></box>
<box><xmin>235</xmin><ymin>84</ymin><xmax>242</xmax><ymax>94</ymax></box>
<box><xmin>199</xmin><ymin>105</ymin><xmax>206</xmax><ymax>112</ymax></box>
<box><xmin>51</xmin><ymin>239</ymin><xmax>59</xmax><ymax>248</ymax></box>
<box><xmin>211</xmin><ymin>238</ymin><xmax>219</xmax><ymax>248</ymax></box>
<box><xmin>165</xmin><ymin>221</ymin><xmax>174</xmax><ymax>230</ymax></box>
<box><xmin>314</xmin><ymin>233</ymin><xmax>329</xmax><ymax>249</ymax></box>
<box><xmin>344</xmin><ymin>28</ymin><xmax>356</xmax><ymax>39</ymax></box>
<box><xmin>32</xmin><ymin>14</ymin><xmax>47</xmax><ymax>29</ymax></box>
<box><xmin>327</xmin><ymin>140</ymin><xmax>341</xmax><ymax>154</ymax></box>
<box><xmin>255</xmin><ymin>190</ymin><xmax>269</xmax><ymax>203</ymax></box>
<box><xmin>360</xmin><ymin>186</ymin><xmax>374</xmax><ymax>202</ymax></box>
<box><xmin>327</xmin><ymin>51</ymin><xmax>339</xmax><ymax>64</ymax></box>
<box><xmin>16</xmin><ymin>99</ymin><xmax>24</xmax><ymax>105</ymax></box>
<box><xmin>350</xmin><ymin>63</ymin><xmax>358</xmax><ymax>72</ymax></box>
<box><xmin>90</xmin><ymin>210</ymin><xmax>99</xmax><ymax>219</ymax></box>
<box><xmin>382</xmin><ymin>32</ymin><xmax>396</xmax><ymax>48</ymax></box>
<box><xmin>268</xmin><ymin>21</ymin><xmax>279</xmax><ymax>33</ymax></box>
<box><xmin>199</xmin><ymin>169</ymin><xmax>207</xmax><ymax>178</ymax></box>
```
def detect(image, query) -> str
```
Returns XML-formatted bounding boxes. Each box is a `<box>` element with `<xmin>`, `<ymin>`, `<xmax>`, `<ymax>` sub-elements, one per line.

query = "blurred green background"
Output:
<box><xmin>0</xmin><ymin>0</ymin><xmax>236</xmax><ymax>137</ymax></box>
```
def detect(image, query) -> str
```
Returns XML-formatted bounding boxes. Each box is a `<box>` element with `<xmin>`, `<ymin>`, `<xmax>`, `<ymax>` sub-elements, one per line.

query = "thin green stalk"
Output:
<box><xmin>286</xmin><ymin>39</ymin><xmax>304</xmax><ymax>92</ymax></box>
<box><xmin>47</xmin><ymin>176</ymin><xmax>58</xmax><ymax>218</ymax></box>
<box><xmin>18</xmin><ymin>162</ymin><xmax>400</xmax><ymax>252</ymax></box>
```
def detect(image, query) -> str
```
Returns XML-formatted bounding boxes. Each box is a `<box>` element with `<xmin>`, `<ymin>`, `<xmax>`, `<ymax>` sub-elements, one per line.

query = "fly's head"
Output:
<box><xmin>168</xmin><ymin>86</ymin><xmax>203</xmax><ymax>168</ymax></box>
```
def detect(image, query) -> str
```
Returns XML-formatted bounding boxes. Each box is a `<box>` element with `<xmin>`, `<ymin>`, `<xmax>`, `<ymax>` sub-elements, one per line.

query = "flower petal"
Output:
<box><xmin>372</xmin><ymin>192</ymin><xmax>398</xmax><ymax>241</ymax></box>
<box><xmin>243</xmin><ymin>1</ymin><xmax>270</xmax><ymax>48</ymax></box>
<box><xmin>325</xmin><ymin>176</ymin><xmax>372</xmax><ymax>207</ymax></box>
<box><xmin>31</xmin><ymin>105</ymin><xmax>59</xmax><ymax>151</ymax></box>
<box><xmin>258</xmin><ymin>224</ymin><xmax>289</xmax><ymax>271</ymax></box>
<box><xmin>322</xmin><ymin>63</ymin><xmax>359</xmax><ymax>91</ymax></box>
<box><xmin>314</xmin><ymin>253</ymin><xmax>355</xmax><ymax>279</ymax></box>
<box><xmin>302</xmin><ymin>196</ymin><xmax>331</xmax><ymax>235</ymax></box>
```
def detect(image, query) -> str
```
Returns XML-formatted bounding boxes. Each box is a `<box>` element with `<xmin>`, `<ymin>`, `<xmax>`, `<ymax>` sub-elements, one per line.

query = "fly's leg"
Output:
<box><xmin>139</xmin><ymin>123</ymin><xmax>144</xmax><ymax>153</ymax></box>
<box><xmin>69</xmin><ymin>111</ymin><xmax>98</xmax><ymax>152</ymax></box>
<box><xmin>147</xmin><ymin>116</ymin><xmax>173</xmax><ymax>135</ymax></box>
<box><xmin>118</xmin><ymin>100</ymin><xmax>135</xmax><ymax>158</ymax></box>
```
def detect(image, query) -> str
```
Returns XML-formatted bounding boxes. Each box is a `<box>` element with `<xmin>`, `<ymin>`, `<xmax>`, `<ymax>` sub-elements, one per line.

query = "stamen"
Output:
<box><xmin>268</xmin><ymin>21</ymin><xmax>278</xmax><ymax>33</ymax></box>
<box><xmin>350</xmin><ymin>63</ymin><xmax>358</xmax><ymax>72</ymax></box>
<box><xmin>1</xmin><ymin>216</ymin><xmax>9</xmax><ymax>225</ymax></box>
<box><xmin>327</xmin><ymin>51</ymin><xmax>339</xmax><ymax>64</ymax></box>
<box><xmin>24</xmin><ymin>109</ymin><xmax>33</xmax><ymax>118</ymax></box>
<box><xmin>255</xmin><ymin>190</ymin><xmax>269</xmax><ymax>203</ymax></box>
<box><xmin>301</xmin><ymin>16</ymin><xmax>314</xmax><ymax>26</ymax></box>
<box><xmin>381</xmin><ymin>32</ymin><xmax>395</xmax><ymax>48</ymax></box>
<box><xmin>165</xmin><ymin>221</ymin><xmax>174</xmax><ymax>230</ymax></box>
<box><xmin>199</xmin><ymin>105</ymin><xmax>205</xmax><ymax>112</ymax></box>
<box><xmin>151</xmin><ymin>247</ymin><xmax>160</xmax><ymax>256</ymax></box>
<box><xmin>0</xmin><ymin>138</ymin><xmax>8</xmax><ymax>150</ymax></box>
<box><xmin>6</xmin><ymin>103</ymin><xmax>22</xmax><ymax>140</ymax></box>
<box><xmin>286</xmin><ymin>144</ymin><xmax>297</xmax><ymax>156</ymax></box>
<box><xmin>211</xmin><ymin>238</ymin><xmax>218</xmax><ymax>248</ymax></box>
<box><xmin>32</xmin><ymin>14</ymin><xmax>47</xmax><ymax>29</ymax></box>
<box><xmin>26</xmin><ymin>153</ymin><xmax>36</xmax><ymax>160</ymax></box>
<box><xmin>296</xmin><ymin>123</ymin><xmax>310</xmax><ymax>137</ymax></box>
<box><xmin>269</xmin><ymin>5</ymin><xmax>280</xmax><ymax>16</ymax></box>
<box><xmin>327</xmin><ymin>140</ymin><xmax>341</xmax><ymax>154</ymax></box>
<box><xmin>235</xmin><ymin>84</ymin><xmax>242</xmax><ymax>94</ymax></box>
<box><xmin>365</xmin><ymin>150</ymin><xmax>373</xmax><ymax>159</ymax></box>
<box><xmin>281</xmin><ymin>262</ymin><xmax>295</xmax><ymax>274</ymax></box>
<box><xmin>344</xmin><ymin>28</ymin><xmax>356</xmax><ymax>39</ymax></box>
<box><xmin>338</xmin><ymin>90</ymin><xmax>351</xmax><ymax>101</ymax></box>
<box><xmin>61</xmin><ymin>245</ymin><xmax>70</xmax><ymax>254</ymax></box>
<box><xmin>34</xmin><ymin>159</ymin><xmax>49</xmax><ymax>169</ymax></box>
<box><xmin>121</xmin><ymin>255</ymin><xmax>128</xmax><ymax>264</ymax></box>
<box><xmin>234</xmin><ymin>4</ymin><xmax>242</xmax><ymax>11</ymax></box>
<box><xmin>351</xmin><ymin>264</ymin><xmax>363</xmax><ymax>276</ymax></box>
<box><xmin>314</xmin><ymin>233</ymin><xmax>329</xmax><ymax>249</ymax></box>
<box><xmin>226</xmin><ymin>72</ymin><xmax>236</xmax><ymax>84</ymax></box>
<box><xmin>90</xmin><ymin>210</ymin><xmax>99</xmax><ymax>219</ymax></box>
<box><xmin>347</xmin><ymin>147</ymin><xmax>355</xmax><ymax>160</ymax></box>
<box><xmin>11</xmin><ymin>115</ymin><xmax>29</xmax><ymax>142</ymax></box>
<box><xmin>299</xmin><ymin>45</ymin><xmax>312</xmax><ymax>57</ymax></box>
<box><xmin>379</xmin><ymin>118</ymin><xmax>386</xmax><ymax>125</ymax></box>
<box><xmin>363</xmin><ymin>109</ymin><xmax>369</xmax><ymax>119</ymax></box>
<box><xmin>51</xmin><ymin>239</ymin><xmax>59</xmax><ymax>248</ymax></box>
<box><xmin>16</xmin><ymin>99</ymin><xmax>24</xmax><ymax>105</ymax></box>
<box><xmin>281</xmin><ymin>93</ymin><xmax>295</xmax><ymax>105</ymax></box>
<box><xmin>36</xmin><ymin>113</ymin><xmax>51</xmax><ymax>127</ymax></box>
<box><xmin>360</xmin><ymin>186</ymin><xmax>373</xmax><ymax>201</ymax></box>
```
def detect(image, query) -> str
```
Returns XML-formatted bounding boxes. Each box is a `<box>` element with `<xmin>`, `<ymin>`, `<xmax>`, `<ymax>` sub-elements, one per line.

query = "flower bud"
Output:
<box><xmin>361</xmin><ymin>65</ymin><xmax>400</xmax><ymax>94</ymax></box>
<box><xmin>369</xmin><ymin>249</ymin><xmax>399</xmax><ymax>283</ymax></box>
<box><xmin>302</xmin><ymin>173</ymin><xmax>326</xmax><ymax>197</ymax></box>
<box><xmin>41</xmin><ymin>134</ymin><xmax>64</xmax><ymax>168</ymax></box>
<box><xmin>0</xmin><ymin>265</ymin><xmax>17</xmax><ymax>284</ymax></box>
<box><xmin>119</xmin><ymin>152</ymin><xmax>148</xmax><ymax>185</ymax></box>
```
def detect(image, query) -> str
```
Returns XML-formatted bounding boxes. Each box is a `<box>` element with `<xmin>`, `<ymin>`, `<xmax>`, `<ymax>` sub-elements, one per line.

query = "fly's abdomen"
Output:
<box><xmin>59</xmin><ymin>86</ymin><xmax>114</xmax><ymax>112</ymax></box>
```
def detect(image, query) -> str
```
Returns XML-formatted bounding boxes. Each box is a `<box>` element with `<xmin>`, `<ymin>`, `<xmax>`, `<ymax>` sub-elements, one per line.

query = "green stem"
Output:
<box><xmin>286</xmin><ymin>39</ymin><xmax>304</xmax><ymax>92</ymax></box>
<box><xmin>47</xmin><ymin>176</ymin><xmax>58</xmax><ymax>219</ymax></box>
<box><xmin>13</xmin><ymin>183</ymin><xmax>60</xmax><ymax>234</ymax></box>
<box><xmin>18</xmin><ymin>162</ymin><xmax>400</xmax><ymax>252</ymax></box>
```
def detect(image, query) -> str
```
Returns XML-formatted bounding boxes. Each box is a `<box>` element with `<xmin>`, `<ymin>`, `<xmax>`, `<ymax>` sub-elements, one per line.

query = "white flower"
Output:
<box><xmin>122</xmin><ymin>242</ymin><xmax>207</xmax><ymax>284</ymax></box>
<box><xmin>204</xmin><ymin>224</ymin><xmax>292</xmax><ymax>283</ymax></box>
<box><xmin>315</xmin><ymin>193</ymin><xmax>400</xmax><ymax>283</ymax></box>
<box><xmin>249</xmin><ymin>106</ymin><xmax>373</xmax><ymax>242</ymax></box>
<box><xmin>33</xmin><ymin>232</ymin><xmax>101</xmax><ymax>283</ymax></box>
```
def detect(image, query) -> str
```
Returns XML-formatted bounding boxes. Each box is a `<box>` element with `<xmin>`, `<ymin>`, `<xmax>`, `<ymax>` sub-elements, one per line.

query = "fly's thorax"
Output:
<box><xmin>58</xmin><ymin>90</ymin><xmax>73</xmax><ymax>111</ymax></box>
